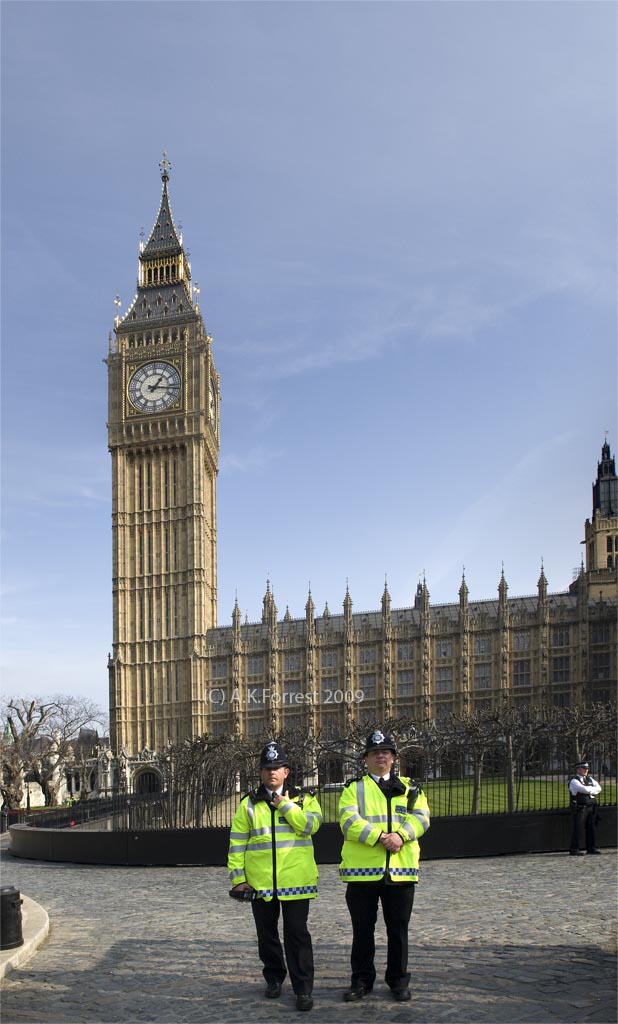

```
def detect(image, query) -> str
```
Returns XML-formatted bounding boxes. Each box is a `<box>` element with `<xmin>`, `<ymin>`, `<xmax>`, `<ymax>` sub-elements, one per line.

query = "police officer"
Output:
<box><xmin>569</xmin><ymin>760</ymin><xmax>602</xmax><ymax>856</ymax></box>
<box><xmin>228</xmin><ymin>741</ymin><xmax>323</xmax><ymax>1011</ymax></box>
<box><xmin>338</xmin><ymin>730</ymin><xmax>430</xmax><ymax>1003</ymax></box>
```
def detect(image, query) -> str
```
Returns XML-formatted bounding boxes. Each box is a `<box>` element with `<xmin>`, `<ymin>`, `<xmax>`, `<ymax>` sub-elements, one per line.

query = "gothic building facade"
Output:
<box><xmin>106</xmin><ymin>165</ymin><xmax>617</xmax><ymax>776</ymax></box>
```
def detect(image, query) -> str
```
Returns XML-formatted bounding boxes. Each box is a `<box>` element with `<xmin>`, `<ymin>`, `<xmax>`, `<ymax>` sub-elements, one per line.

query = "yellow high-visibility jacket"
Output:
<box><xmin>338</xmin><ymin>774</ymin><xmax>430</xmax><ymax>883</ymax></box>
<box><xmin>228</xmin><ymin>784</ymin><xmax>322</xmax><ymax>901</ymax></box>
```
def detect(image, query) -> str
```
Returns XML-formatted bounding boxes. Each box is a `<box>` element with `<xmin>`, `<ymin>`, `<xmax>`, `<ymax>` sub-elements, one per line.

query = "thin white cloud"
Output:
<box><xmin>421</xmin><ymin>289</ymin><xmax>503</xmax><ymax>342</ymax></box>
<box><xmin>263</xmin><ymin>316</ymin><xmax>412</xmax><ymax>379</ymax></box>
<box><xmin>420</xmin><ymin>431</ymin><xmax>576</xmax><ymax>594</ymax></box>
<box><xmin>222</xmin><ymin>212</ymin><xmax>615</xmax><ymax>380</ymax></box>
<box><xmin>220</xmin><ymin>446</ymin><xmax>285</xmax><ymax>475</ymax></box>
<box><xmin>3</xmin><ymin>443</ymin><xmax>108</xmax><ymax>509</ymax></box>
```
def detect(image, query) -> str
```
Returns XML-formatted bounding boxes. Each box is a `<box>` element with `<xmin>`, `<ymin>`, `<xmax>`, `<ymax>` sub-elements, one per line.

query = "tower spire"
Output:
<box><xmin>593</xmin><ymin>439</ymin><xmax>617</xmax><ymax>517</ymax></box>
<box><xmin>116</xmin><ymin>156</ymin><xmax>195</xmax><ymax>329</ymax></box>
<box><xmin>142</xmin><ymin>155</ymin><xmax>183</xmax><ymax>258</ymax></box>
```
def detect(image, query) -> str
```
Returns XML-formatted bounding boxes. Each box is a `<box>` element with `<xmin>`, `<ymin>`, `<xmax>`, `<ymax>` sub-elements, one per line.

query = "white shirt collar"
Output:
<box><xmin>370</xmin><ymin>772</ymin><xmax>391</xmax><ymax>783</ymax></box>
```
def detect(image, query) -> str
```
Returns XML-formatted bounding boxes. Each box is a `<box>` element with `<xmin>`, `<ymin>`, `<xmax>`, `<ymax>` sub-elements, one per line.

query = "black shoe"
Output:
<box><xmin>587</xmin><ymin>848</ymin><xmax>602</xmax><ymax>854</ymax></box>
<box><xmin>343</xmin><ymin>984</ymin><xmax>369</xmax><ymax>1002</ymax></box>
<box><xmin>569</xmin><ymin>850</ymin><xmax>585</xmax><ymax>856</ymax></box>
<box><xmin>296</xmin><ymin>994</ymin><xmax>313</xmax><ymax>1011</ymax></box>
<box><xmin>392</xmin><ymin>987</ymin><xmax>411</xmax><ymax>1002</ymax></box>
<box><xmin>265</xmin><ymin>982</ymin><xmax>282</xmax><ymax>999</ymax></box>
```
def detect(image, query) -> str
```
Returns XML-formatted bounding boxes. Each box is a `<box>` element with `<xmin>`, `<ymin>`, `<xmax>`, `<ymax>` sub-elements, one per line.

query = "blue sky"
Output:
<box><xmin>1</xmin><ymin>1</ymin><xmax>616</xmax><ymax>711</ymax></box>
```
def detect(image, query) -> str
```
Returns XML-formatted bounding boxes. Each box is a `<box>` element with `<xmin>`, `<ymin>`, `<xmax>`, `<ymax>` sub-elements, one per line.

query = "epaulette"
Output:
<box><xmin>344</xmin><ymin>774</ymin><xmax>365</xmax><ymax>787</ymax></box>
<box><xmin>301</xmin><ymin>788</ymin><xmax>316</xmax><ymax>797</ymax></box>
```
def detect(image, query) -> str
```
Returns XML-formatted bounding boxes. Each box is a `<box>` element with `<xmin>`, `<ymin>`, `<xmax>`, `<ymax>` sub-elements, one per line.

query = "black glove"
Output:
<box><xmin>229</xmin><ymin>888</ymin><xmax>258</xmax><ymax>901</ymax></box>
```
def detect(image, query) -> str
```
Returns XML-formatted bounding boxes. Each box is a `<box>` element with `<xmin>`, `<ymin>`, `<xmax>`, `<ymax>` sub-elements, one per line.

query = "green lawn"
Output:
<box><xmin>318</xmin><ymin>780</ymin><xmax>618</xmax><ymax>821</ymax></box>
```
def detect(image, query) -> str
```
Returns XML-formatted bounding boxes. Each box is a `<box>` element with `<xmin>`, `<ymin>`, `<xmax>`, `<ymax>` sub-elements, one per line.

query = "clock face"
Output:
<box><xmin>128</xmin><ymin>361</ymin><xmax>181</xmax><ymax>414</ymax></box>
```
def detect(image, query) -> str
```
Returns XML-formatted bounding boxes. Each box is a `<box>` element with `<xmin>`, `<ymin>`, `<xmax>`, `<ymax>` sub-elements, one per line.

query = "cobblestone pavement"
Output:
<box><xmin>0</xmin><ymin>843</ymin><xmax>616</xmax><ymax>1024</ymax></box>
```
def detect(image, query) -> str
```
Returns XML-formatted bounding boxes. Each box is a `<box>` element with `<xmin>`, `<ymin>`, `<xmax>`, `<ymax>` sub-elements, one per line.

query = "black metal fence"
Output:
<box><xmin>4</xmin><ymin>765</ymin><xmax>616</xmax><ymax>832</ymax></box>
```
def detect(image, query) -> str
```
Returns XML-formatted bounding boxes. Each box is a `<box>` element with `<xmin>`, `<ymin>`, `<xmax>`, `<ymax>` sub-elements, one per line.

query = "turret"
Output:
<box><xmin>592</xmin><ymin>441</ymin><xmax>617</xmax><ymax>517</ymax></box>
<box><xmin>232</xmin><ymin>594</ymin><xmax>241</xmax><ymax>636</ymax></box>
<box><xmin>381</xmin><ymin>579</ymin><xmax>391</xmax><ymax>624</ymax></box>
<box><xmin>459</xmin><ymin>571</ymin><xmax>469</xmax><ymax>611</ymax></box>
<box><xmin>585</xmin><ymin>441</ymin><xmax>618</xmax><ymax>596</ymax></box>
<box><xmin>498</xmin><ymin>566</ymin><xmax>509</xmax><ymax>617</ymax></box>
<box><xmin>305</xmin><ymin>586</ymin><xmax>315</xmax><ymax>631</ymax></box>
<box><xmin>498</xmin><ymin>567</ymin><xmax>509</xmax><ymax>697</ymax></box>
<box><xmin>537</xmin><ymin>563</ymin><xmax>549</xmax><ymax>699</ymax></box>
<box><xmin>262</xmin><ymin>579</ymin><xmax>278</xmax><ymax>633</ymax></box>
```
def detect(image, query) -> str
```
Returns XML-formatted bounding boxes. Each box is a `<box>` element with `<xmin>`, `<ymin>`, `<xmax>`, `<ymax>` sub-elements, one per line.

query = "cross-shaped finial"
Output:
<box><xmin>160</xmin><ymin>150</ymin><xmax>171</xmax><ymax>180</ymax></box>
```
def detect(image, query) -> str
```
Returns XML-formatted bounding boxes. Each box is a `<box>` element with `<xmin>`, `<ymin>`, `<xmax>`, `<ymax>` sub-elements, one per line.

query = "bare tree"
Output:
<box><xmin>556</xmin><ymin>702</ymin><xmax>617</xmax><ymax>769</ymax></box>
<box><xmin>310</xmin><ymin>715</ymin><xmax>424</xmax><ymax>785</ymax></box>
<box><xmin>160</xmin><ymin>733</ymin><xmax>261</xmax><ymax>827</ymax></box>
<box><xmin>450</xmin><ymin>708</ymin><xmax>503</xmax><ymax>814</ymax></box>
<box><xmin>0</xmin><ymin>696</ymin><xmax>106</xmax><ymax>809</ymax></box>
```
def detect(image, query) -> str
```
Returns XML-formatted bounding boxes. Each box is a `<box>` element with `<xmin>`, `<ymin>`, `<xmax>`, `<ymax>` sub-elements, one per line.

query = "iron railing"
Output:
<box><xmin>4</xmin><ymin>766</ymin><xmax>616</xmax><ymax>831</ymax></box>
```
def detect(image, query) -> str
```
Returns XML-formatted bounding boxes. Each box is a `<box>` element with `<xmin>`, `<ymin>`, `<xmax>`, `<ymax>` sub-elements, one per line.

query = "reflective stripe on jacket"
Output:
<box><xmin>228</xmin><ymin>790</ymin><xmax>322</xmax><ymax>901</ymax></box>
<box><xmin>338</xmin><ymin>774</ymin><xmax>430</xmax><ymax>883</ymax></box>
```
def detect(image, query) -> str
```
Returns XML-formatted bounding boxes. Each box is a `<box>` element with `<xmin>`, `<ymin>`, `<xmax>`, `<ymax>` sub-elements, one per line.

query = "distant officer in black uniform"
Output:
<box><xmin>569</xmin><ymin>761</ymin><xmax>602</xmax><ymax>856</ymax></box>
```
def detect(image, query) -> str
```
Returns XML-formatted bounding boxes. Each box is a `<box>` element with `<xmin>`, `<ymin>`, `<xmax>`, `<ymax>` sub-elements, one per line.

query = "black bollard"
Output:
<box><xmin>0</xmin><ymin>886</ymin><xmax>24</xmax><ymax>950</ymax></box>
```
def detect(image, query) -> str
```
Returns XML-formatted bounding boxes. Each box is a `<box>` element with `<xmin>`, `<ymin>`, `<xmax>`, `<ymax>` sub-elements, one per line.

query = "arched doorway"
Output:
<box><xmin>134</xmin><ymin>770</ymin><xmax>161</xmax><ymax>794</ymax></box>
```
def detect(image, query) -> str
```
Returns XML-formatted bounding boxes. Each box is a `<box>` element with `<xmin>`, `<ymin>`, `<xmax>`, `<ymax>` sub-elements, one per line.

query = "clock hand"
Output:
<box><xmin>148</xmin><ymin>375</ymin><xmax>165</xmax><ymax>392</ymax></box>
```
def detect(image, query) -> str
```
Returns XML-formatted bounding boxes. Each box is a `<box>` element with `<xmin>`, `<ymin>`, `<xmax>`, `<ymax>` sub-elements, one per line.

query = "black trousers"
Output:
<box><xmin>570</xmin><ymin>806</ymin><xmax>598</xmax><ymax>852</ymax></box>
<box><xmin>251</xmin><ymin>897</ymin><xmax>314</xmax><ymax>995</ymax></box>
<box><xmin>345</xmin><ymin>881</ymin><xmax>415</xmax><ymax>991</ymax></box>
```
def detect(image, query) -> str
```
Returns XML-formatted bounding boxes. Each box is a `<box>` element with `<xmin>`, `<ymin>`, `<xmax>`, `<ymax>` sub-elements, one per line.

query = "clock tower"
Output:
<box><xmin>106</xmin><ymin>157</ymin><xmax>220</xmax><ymax>755</ymax></box>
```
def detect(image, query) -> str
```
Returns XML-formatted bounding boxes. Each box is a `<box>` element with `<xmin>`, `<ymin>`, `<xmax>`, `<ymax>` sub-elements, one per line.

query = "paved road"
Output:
<box><xmin>0</xmin><ymin>842</ymin><xmax>616</xmax><ymax>1024</ymax></box>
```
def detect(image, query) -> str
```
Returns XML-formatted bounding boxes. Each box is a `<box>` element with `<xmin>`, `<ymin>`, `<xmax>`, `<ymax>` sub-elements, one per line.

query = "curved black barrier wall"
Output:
<box><xmin>9</xmin><ymin>807</ymin><xmax>617</xmax><ymax>866</ymax></box>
